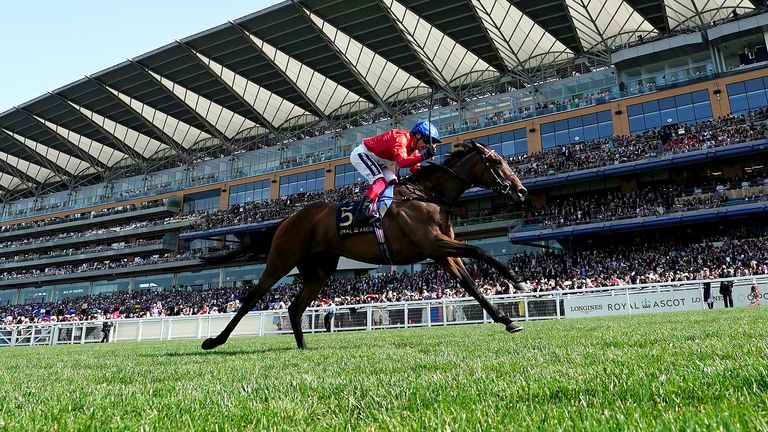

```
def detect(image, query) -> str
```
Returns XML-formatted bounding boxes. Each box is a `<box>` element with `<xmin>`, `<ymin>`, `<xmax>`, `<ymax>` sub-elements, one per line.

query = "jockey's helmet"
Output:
<box><xmin>411</xmin><ymin>121</ymin><xmax>441</xmax><ymax>144</ymax></box>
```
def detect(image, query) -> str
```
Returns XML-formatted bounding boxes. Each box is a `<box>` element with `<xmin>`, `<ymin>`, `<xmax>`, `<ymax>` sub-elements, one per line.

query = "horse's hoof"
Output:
<box><xmin>506</xmin><ymin>322</ymin><xmax>524</xmax><ymax>333</ymax></box>
<box><xmin>201</xmin><ymin>338</ymin><xmax>220</xmax><ymax>350</ymax></box>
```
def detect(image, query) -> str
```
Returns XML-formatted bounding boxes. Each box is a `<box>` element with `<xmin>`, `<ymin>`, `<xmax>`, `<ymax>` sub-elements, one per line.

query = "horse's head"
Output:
<box><xmin>457</xmin><ymin>140</ymin><xmax>528</xmax><ymax>202</ymax></box>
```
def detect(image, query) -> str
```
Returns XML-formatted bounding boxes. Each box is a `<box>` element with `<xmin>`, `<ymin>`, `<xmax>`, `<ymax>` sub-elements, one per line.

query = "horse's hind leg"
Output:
<box><xmin>201</xmin><ymin>248</ymin><xmax>303</xmax><ymax>350</ymax></box>
<box><xmin>435</xmin><ymin>257</ymin><xmax>522</xmax><ymax>333</ymax></box>
<box><xmin>288</xmin><ymin>254</ymin><xmax>340</xmax><ymax>349</ymax></box>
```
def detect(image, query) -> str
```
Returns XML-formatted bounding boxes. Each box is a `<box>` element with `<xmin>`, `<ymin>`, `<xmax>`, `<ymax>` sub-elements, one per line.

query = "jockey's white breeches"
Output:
<box><xmin>350</xmin><ymin>143</ymin><xmax>397</xmax><ymax>184</ymax></box>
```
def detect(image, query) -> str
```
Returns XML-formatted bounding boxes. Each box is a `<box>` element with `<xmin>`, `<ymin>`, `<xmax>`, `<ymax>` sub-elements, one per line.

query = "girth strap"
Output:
<box><xmin>372</xmin><ymin>220</ymin><xmax>393</xmax><ymax>264</ymax></box>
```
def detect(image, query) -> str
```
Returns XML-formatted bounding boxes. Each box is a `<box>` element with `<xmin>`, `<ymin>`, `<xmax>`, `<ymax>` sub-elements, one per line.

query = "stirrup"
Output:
<box><xmin>353</xmin><ymin>205</ymin><xmax>377</xmax><ymax>226</ymax></box>
<box><xmin>353</xmin><ymin>211</ymin><xmax>378</xmax><ymax>226</ymax></box>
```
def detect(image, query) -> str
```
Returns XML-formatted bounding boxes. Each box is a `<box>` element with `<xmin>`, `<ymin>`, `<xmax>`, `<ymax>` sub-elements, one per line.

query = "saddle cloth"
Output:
<box><xmin>337</xmin><ymin>184</ymin><xmax>394</xmax><ymax>238</ymax></box>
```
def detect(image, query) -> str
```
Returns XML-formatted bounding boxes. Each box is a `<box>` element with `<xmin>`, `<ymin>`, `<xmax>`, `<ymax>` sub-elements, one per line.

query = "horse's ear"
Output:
<box><xmin>461</xmin><ymin>139</ymin><xmax>477</xmax><ymax>151</ymax></box>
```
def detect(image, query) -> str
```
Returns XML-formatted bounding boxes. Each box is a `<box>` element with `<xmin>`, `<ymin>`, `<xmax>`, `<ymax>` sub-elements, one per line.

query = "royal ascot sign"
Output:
<box><xmin>563</xmin><ymin>279</ymin><xmax>762</xmax><ymax>318</ymax></box>
<box><xmin>564</xmin><ymin>288</ymin><xmax>701</xmax><ymax>318</ymax></box>
<box><xmin>564</xmin><ymin>280</ymin><xmax>764</xmax><ymax>318</ymax></box>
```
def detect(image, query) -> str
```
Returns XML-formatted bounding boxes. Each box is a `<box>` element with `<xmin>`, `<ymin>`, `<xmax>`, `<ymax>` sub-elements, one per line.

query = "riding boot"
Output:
<box><xmin>352</xmin><ymin>196</ymin><xmax>377</xmax><ymax>226</ymax></box>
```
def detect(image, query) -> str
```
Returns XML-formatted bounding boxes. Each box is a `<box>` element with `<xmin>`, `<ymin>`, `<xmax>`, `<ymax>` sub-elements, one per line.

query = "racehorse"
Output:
<box><xmin>201</xmin><ymin>140</ymin><xmax>528</xmax><ymax>350</ymax></box>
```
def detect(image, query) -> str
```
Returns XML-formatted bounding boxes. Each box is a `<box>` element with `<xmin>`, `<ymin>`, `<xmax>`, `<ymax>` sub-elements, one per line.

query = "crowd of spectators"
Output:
<box><xmin>1</xmin><ymin>286</ymin><xmax>245</xmax><ymax>326</ymax></box>
<box><xmin>187</xmin><ymin>107</ymin><xmax>768</xmax><ymax>233</ymax></box>
<box><xmin>509</xmin><ymin>107</ymin><xmax>768</xmax><ymax>179</ymax></box>
<box><xmin>3</xmin><ymin>104</ymin><xmax>768</xmax><ymax>324</ymax></box>
<box><xmin>525</xmin><ymin>178</ymin><xmax>768</xmax><ymax>228</ymax></box>
<box><xmin>441</xmin><ymin>89</ymin><xmax>617</xmax><ymax>136</ymax></box>
<box><xmin>0</xmin><ymin>239</ymin><xmax>163</xmax><ymax>266</ymax></box>
<box><xmin>2</xmin><ymin>229</ymin><xmax>766</xmax><ymax>325</ymax></box>
<box><xmin>0</xmin><ymin>250</ymin><xmax>198</xmax><ymax>282</ymax></box>
<box><xmin>189</xmin><ymin>184</ymin><xmax>363</xmax><ymax>231</ymax></box>
<box><xmin>0</xmin><ymin>213</ymin><xmax>199</xmax><ymax>250</ymax></box>
<box><xmin>0</xmin><ymin>199</ymin><xmax>168</xmax><ymax>235</ymax></box>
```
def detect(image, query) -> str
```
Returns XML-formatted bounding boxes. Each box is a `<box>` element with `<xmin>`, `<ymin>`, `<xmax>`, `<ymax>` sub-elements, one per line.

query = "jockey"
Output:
<box><xmin>349</xmin><ymin>120</ymin><xmax>441</xmax><ymax>225</ymax></box>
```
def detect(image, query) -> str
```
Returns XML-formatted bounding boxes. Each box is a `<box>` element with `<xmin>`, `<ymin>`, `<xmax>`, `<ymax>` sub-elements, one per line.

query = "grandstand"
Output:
<box><xmin>1</xmin><ymin>0</ymin><xmax>768</xmax><ymax>323</ymax></box>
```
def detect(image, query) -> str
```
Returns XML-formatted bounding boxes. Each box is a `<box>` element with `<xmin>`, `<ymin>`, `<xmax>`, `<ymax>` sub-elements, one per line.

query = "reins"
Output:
<box><xmin>396</xmin><ymin>148</ymin><xmax>488</xmax><ymax>208</ymax></box>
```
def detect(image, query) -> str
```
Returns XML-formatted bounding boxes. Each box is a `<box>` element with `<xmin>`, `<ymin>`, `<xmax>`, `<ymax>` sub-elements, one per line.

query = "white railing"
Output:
<box><xmin>1</xmin><ymin>276</ymin><xmax>765</xmax><ymax>347</ymax></box>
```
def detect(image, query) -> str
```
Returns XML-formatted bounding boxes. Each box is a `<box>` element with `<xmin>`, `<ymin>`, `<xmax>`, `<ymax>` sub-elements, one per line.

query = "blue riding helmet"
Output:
<box><xmin>411</xmin><ymin>121</ymin><xmax>441</xmax><ymax>143</ymax></box>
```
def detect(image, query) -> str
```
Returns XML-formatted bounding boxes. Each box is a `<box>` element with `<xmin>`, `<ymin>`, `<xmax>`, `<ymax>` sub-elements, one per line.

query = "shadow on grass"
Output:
<box><xmin>159</xmin><ymin>346</ymin><xmax>299</xmax><ymax>357</ymax></box>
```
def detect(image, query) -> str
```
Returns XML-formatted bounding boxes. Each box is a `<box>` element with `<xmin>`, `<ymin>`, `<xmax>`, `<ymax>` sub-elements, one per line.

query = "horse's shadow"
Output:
<box><xmin>158</xmin><ymin>346</ymin><xmax>297</xmax><ymax>358</ymax></box>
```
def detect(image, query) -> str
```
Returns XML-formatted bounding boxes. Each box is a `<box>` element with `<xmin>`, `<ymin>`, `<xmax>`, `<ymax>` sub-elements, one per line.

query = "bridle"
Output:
<box><xmin>425</xmin><ymin>145</ymin><xmax>516</xmax><ymax>195</ymax></box>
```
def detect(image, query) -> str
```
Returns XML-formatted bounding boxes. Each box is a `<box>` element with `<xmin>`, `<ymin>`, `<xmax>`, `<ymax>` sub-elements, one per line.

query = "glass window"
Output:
<box><xmin>747</xmin><ymin>91</ymin><xmax>768</xmax><ymax>110</ymax></box>
<box><xmin>727</xmin><ymin>82</ymin><xmax>745</xmax><ymax>95</ymax></box>
<box><xmin>53</xmin><ymin>282</ymin><xmax>90</xmax><ymax>302</ymax></box>
<box><xmin>279</xmin><ymin>169</ymin><xmax>324</xmax><ymax>197</ymax></box>
<box><xmin>744</xmin><ymin>78</ymin><xmax>764</xmax><ymax>92</ymax></box>
<box><xmin>177</xmin><ymin>269</ymin><xmax>221</xmax><ymax>291</ymax></box>
<box><xmin>541</xmin><ymin>133</ymin><xmax>556</xmax><ymax>149</ymax></box>
<box><xmin>514</xmin><ymin>140</ymin><xmax>527</xmax><ymax>155</ymax></box>
<box><xmin>628</xmin><ymin>90</ymin><xmax>713</xmax><ymax>132</ymax></box>
<box><xmin>555</xmin><ymin>130</ymin><xmax>569</xmax><ymax>144</ymax></box>
<box><xmin>677</xmin><ymin>106</ymin><xmax>695</xmax><ymax>123</ymax></box>
<box><xmin>0</xmin><ymin>289</ymin><xmax>16</xmax><ymax>306</ymax></box>
<box><xmin>335</xmin><ymin>163</ymin><xmax>365</xmax><ymax>188</ymax></box>
<box><xmin>626</xmin><ymin>104</ymin><xmax>643</xmax><ymax>117</ymax></box>
<box><xmin>582</xmin><ymin>113</ymin><xmax>597</xmax><ymax>125</ymax></box>
<box><xmin>222</xmin><ymin>264</ymin><xmax>265</xmax><ymax>288</ymax></box>
<box><xmin>183</xmin><ymin>189</ymin><xmax>221</xmax><ymax>213</ymax></box>
<box><xmin>540</xmin><ymin>112</ymin><xmax>611</xmax><ymax>148</ymax></box>
<box><xmin>644</xmin><ymin>112</ymin><xmax>662</xmax><ymax>129</ymax></box>
<box><xmin>583</xmin><ymin>124</ymin><xmax>599</xmax><ymax>140</ymax></box>
<box><xmin>93</xmin><ymin>279</ymin><xmax>130</xmax><ymax>296</ymax></box>
<box><xmin>473</xmin><ymin>128</ymin><xmax>527</xmax><ymax>156</ymax></box>
<box><xmin>728</xmin><ymin>93</ymin><xmax>749</xmax><ymax>114</ymax></box>
<box><xmin>657</xmin><ymin>97</ymin><xmax>674</xmax><ymax>110</ymax></box>
<box><xmin>659</xmin><ymin>108</ymin><xmax>678</xmax><ymax>125</ymax></box>
<box><xmin>133</xmin><ymin>275</ymin><xmax>174</xmax><ymax>292</ymax></box>
<box><xmin>19</xmin><ymin>287</ymin><xmax>51</xmax><ymax>305</ymax></box>
<box><xmin>567</xmin><ymin>117</ymin><xmax>583</xmax><ymax>128</ymax></box>
<box><xmin>628</xmin><ymin>116</ymin><xmax>645</xmax><ymax>132</ymax></box>
<box><xmin>597</xmin><ymin>122</ymin><xmax>614</xmax><ymax>138</ymax></box>
<box><xmin>642</xmin><ymin>100</ymin><xmax>659</xmax><ymax>112</ymax></box>
<box><xmin>229</xmin><ymin>179</ymin><xmax>270</xmax><ymax>206</ymax></box>
<box><xmin>691</xmin><ymin>90</ymin><xmax>709</xmax><ymax>103</ymax></box>
<box><xmin>693</xmin><ymin>103</ymin><xmax>712</xmax><ymax>120</ymax></box>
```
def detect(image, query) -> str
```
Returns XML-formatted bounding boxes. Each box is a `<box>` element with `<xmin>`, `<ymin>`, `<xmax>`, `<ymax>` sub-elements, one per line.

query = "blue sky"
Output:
<box><xmin>0</xmin><ymin>1</ymin><xmax>281</xmax><ymax>112</ymax></box>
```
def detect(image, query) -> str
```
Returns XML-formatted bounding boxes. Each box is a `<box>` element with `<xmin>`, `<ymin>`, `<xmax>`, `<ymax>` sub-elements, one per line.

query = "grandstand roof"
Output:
<box><xmin>0</xmin><ymin>0</ymin><xmax>759</xmax><ymax>198</ymax></box>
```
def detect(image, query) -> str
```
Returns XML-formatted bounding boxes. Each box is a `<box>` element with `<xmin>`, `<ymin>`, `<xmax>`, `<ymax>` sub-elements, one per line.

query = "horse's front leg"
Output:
<box><xmin>425</xmin><ymin>234</ymin><xmax>526</xmax><ymax>291</ymax></box>
<box><xmin>435</xmin><ymin>257</ymin><xmax>523</xmax><ymax>333</ymax></box>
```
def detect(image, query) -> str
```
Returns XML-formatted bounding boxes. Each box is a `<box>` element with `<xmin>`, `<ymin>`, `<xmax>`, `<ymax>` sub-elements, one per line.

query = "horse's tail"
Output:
<box><xmin>200</xmin><ymin>220</ymin><xmax>284</xmax><ymax>265</ymax></box>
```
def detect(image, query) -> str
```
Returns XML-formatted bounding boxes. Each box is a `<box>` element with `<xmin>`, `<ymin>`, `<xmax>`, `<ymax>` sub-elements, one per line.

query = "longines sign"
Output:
<box><xmin>563</xmin><ymin>284</ymin><xmax>761</xmax><ymax>318</ymax></box>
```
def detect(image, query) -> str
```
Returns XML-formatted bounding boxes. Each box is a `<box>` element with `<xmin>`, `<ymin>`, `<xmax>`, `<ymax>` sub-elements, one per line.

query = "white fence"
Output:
<box><xmin>1</xmin><ymin>276</ymin><xmax>765</xmax><ymax>347</ymax></box>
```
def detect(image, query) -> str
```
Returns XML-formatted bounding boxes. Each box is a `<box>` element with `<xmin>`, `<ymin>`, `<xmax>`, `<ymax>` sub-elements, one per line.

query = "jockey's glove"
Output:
<box><xmin>419</xmin><ymin>145</ymin><xmax>436</xmax><ymax>161</ymax></box>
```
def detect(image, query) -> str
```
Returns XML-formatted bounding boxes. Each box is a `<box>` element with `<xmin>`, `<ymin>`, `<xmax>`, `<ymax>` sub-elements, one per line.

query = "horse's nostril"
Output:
<box><xmin>518</xmin><ymin>187</ymin><xmax>528</xmax><ymax>197</ymax></box>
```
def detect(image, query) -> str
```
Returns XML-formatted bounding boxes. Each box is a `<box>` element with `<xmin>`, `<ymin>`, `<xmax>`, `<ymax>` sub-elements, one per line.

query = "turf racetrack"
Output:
<box><xmin>0</xmin><ymin>308</ymin><xmax>766</xmax><ymax>431</ymax></box>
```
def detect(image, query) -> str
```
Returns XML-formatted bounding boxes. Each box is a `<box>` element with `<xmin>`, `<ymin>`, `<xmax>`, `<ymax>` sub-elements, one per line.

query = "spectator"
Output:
<box><xmin>100</xmin><ymin>320</ymin><xmax>113</xmax><ymax>343</ymax></box>
<box><xmin>323</xmin><ymin>300</ymin><xmax>337</xmax><ymax>332</ymax></box>
<box><xmin>749</xmin><ymin>280</ymin><xmax>761</xmax><ymax>307</ymax></box>
<box><xmin>719</xmin><ymin>273</ymin><xmax>734</xmax><ymax>308</ymax></box>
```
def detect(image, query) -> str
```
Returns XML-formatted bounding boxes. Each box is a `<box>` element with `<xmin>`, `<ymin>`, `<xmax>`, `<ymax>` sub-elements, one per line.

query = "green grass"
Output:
<box><xmin>1</xmin><ymin>308</ymin><xmax>767</xmax><ymax>431</ymax></box>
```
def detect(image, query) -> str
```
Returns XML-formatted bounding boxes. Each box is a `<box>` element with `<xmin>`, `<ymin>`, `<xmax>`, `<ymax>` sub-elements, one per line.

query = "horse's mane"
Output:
<box><xmin>400</xmin><ymin>147</ymin><xmax>473</xmax><ymax>185</ymax></box>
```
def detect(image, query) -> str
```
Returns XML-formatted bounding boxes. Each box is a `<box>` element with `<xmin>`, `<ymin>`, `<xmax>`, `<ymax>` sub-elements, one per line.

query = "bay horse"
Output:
<box><xmin>201</xmin><ymin>140</ymin><xmax>528</xmax><ymax>350</ymax></box>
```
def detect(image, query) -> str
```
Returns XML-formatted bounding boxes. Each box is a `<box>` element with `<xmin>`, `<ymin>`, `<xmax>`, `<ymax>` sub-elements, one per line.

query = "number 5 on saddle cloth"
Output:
<box><xmin>336</xmin><ymin>184</ymin><xmax>395</xmax><ymax>262</ymax></box>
